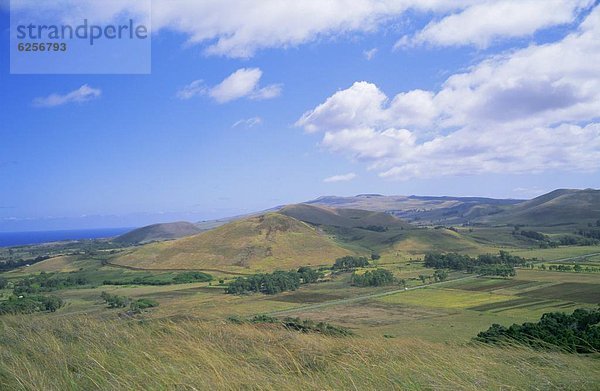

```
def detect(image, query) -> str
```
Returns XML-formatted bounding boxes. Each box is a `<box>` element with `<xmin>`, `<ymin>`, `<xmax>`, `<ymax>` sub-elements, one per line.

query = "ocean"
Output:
<box><xmin>0</xmin><ymin>227</ymin><xmax>133</xmax><ymax>247</ymax></box>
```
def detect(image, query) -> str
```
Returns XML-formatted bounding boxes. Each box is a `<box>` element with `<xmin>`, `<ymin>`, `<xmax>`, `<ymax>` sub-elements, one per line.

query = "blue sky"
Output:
<box><xmin>1</xmin><ymin>1</ymin><xmax>599</xmax><ymax>231</ymax></box>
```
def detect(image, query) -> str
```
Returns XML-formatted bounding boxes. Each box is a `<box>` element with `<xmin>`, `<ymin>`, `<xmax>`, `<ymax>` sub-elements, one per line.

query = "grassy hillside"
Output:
<box><xmin>1</xmin><ymin>315</ymin><xmax>598</xmax><ymax>390</ymax></box>
<box><xmin>113</xmin><ymin>213</ymin><xmax>352</xmax><ymax>272</ymax></box>
<box><xmin>114</xmin><ymin>222</ymin><xmax>202</xmax><ymax>244</ymax></box>
<box><xmin>478</xmin><ymin>189</ymin><xmax>600</xmax><ymax>226</ymax></box>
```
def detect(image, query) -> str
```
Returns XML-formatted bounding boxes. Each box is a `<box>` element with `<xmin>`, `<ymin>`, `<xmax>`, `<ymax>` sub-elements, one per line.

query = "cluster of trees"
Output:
<box><xmin>102</xmin><ymin>271</ymin><xmax>212</xmax><ymax>286</ymax></box>
<box><xmin>226</xmin><ymin>267</ymin><xmax>323</xmax><ymax>295</ymax></box>
<box><xmin>13</xmin><ymin>272</ymin><xmax>88</xmax><ymax>294</ymax></box>
<box><xmin>424</xmin><ymin>251</ymin><xmax>526</xmax><ymax>276</ymax></box>
<box><xmin>0</xmin><ymin>294</ymin><xmax>64</xmax><ymax>314</ymax></box>
<box><xmin>0</xmin><ymin>255</ymin><xmax>50</xmax><ymax>272</ymax></box>
<box><xmin>100</xmin><ymin>292</ymin><xmax>159</xmax><ymax>313</ymax></box>
<box><xmin>229</xmin><ymin>315</ymin><xmax>352</xmax><ymax>336</ymax></box>
<box><xmin>351</xmin><ymin>269</ymin><xmax>394</xmax><ymax>287</ymax></box>
<box><xmin>476</xmin><ymin>307</ymin><xmax>600</xmax><ymax>353</ymax></box>
<box><xmin>332</xmin><ymin>256</ymin><xmax>370</xmax><ymax>271</ymax></box>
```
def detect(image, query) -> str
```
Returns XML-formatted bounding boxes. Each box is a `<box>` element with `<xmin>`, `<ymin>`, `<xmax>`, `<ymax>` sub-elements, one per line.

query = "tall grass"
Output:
<box><xmin>0</xmin><ymin>315</ymin><xmax>598</xmax><ymax>390</ymax></box>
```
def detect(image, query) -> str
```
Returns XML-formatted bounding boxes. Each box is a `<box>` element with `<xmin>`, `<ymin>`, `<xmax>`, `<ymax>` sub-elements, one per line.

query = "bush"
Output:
<box><xmin>130</xmin><ymin>298</ymin><xmax>159</xmax><ymax>313</ymax></box>
<box><xmin>476</xmin><ymin>307</ymin><xmax>600</xmax><ymax>353</ymax></box>
<box><xmin>100</xmin><ymin>292</ymin><xmax>129</xmax><ymax>308</ymax></box>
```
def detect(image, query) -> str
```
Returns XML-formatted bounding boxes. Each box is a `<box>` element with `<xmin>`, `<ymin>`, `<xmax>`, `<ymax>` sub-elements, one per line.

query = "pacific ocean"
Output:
<box><xmin>0</xmin><ymin>227</ymin><xmax>133</xmax><ymax>247</ymax></box>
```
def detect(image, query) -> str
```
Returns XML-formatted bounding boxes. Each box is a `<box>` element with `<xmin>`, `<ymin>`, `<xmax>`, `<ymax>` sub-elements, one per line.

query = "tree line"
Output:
<box><xmin>102</xmin><ymin>271</ymin><xmax>212</xmax><ymax>286</ymax></box>
<box><xmin>424</xmin><ymin>251</ymin><xmax>527</xmax><ymax>276</ymax></box>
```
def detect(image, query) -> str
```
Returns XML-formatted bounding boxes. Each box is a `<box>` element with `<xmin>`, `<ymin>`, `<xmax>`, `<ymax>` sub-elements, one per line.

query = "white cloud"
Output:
<box><xmin>33</xmin><ymin>85</ymin><xmax>101</xmax><ymax>108</ymax></box>
<box><xmin>363</xmin><ymin>47</ymin><xmax>378</xmax><ymax>60</ymax></box>
<box><xmin>177</xmin><ymin>68</ymin><xmax>281</xmax><ymax>103</ymax></box>
<box><xmin>11</xmin><ymin>1</ymin><xmax>590</xmax><ymax>57</ymax></box>
<box><xmin>396</xmin><ymin>0</ymin><xmax>593</xmax><ymax>49</ymax></box>
<box><xmin>232</xmin><ymin>117</ymin><xmax>263</xmax><ymax>128</ymax></box>
<box><xmin>323</xmin><ymin>173</ymin><xmax>357</xmax><ymax>183</ymax></box>
<box><xmin>176</xmin><ymin>80</ymin><xmax>206</xmax><ymax>100</ymax></box>
<box><xmin>4</xmin><ymin>1</ymin><xmax>468</xmax><ymax>58</ymax></box>
<box><xmin>209</xmin><ymin>68</ymin><xmax>263</xmax><ymax>103</ymax></box>
<box><xmin>298</xmin><ymin>7</ymin><xmax>600</xmax><ymax>180</ymax></box>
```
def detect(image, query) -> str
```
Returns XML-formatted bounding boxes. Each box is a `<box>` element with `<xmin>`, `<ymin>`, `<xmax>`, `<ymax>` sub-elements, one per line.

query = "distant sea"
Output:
<box><xmin>0</xmin><ymin>227</ymin><xmax>134</xmax><ymax>247</ymax></box>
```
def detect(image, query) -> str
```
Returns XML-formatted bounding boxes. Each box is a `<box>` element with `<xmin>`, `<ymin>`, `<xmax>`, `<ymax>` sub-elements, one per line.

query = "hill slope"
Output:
<box><xmin>113</xmin><ymin>222</ymin><xmax>202</xmax><ymax>244</ymax></box>
<box><xmin>280</xmin><ymin>204</ymin><xmax>411</xmax><ymax>229</ymax></box>
<box><xmin>113</xmin><ymin>213</ymin><xmax>352</xmax><ymax>272</ymax></box>
<box><xmin>478</xmin><ymin>189</ymin><xmax>600</xmax><ymax>226</ymax></box>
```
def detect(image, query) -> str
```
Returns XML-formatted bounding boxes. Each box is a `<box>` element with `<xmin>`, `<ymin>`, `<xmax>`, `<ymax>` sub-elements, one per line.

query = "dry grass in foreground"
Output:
<box><xmin>0</xmin><ymin>315</ymin><xmax>598</xmax><ymax>390</ymax></box>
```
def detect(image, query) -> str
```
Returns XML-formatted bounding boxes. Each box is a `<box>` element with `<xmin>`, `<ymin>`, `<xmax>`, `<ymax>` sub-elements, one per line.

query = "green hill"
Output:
<box><xmin>113</xmin><ymin>222</ymin><xmax>202</xmax><ymax>244</ymax></box>
<box><xmin>113</xmin><ymin>213</ymin><xmax>352</xmax><ymax>272</ymax></box>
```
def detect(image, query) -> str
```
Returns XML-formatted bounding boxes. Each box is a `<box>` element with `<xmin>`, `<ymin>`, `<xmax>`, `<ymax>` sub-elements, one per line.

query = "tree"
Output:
<box><xmin>0</xmin><ymin>277</ymin><xmax>7</xmax><ymax>290</ymax></box>
<box><xmin>418</xmin><ymin>275</ymin><xmax>427</xmax><ymax>284</ymax></box>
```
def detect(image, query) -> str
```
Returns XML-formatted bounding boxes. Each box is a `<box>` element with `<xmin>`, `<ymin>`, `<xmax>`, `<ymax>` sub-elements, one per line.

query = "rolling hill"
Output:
<box><xmin>112</xmin><ymin>213</ymin><xmax>352</xmax><ymax>272</ymax></box>
<box><xmin>306</xmin><ymin>194</ymin><xmax>522</xmax><ymax>225</ymax></box>
<box><xmin>477</xmin><ymin>189</ymin><xmax>600</xmax><ymax>226</ymax></box>
<box><xmin>113</xmin><ymin>222</ymin><xmax>202</xmax><ymax>244</ymax></box>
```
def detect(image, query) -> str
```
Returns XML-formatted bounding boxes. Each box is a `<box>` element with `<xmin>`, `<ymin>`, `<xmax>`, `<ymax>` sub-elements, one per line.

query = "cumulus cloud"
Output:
<box><xmin>323</xmin><ymin>173</ymin><xmax>357</xmax><ymax>183</ymax></box>
<box><xmin>33</xmin><ymin>85</ymin><xmax>101</xmax><ymax>108</ymax></box>
<box><xmin>178</xmin><ymin>68</ymin><xmax>281</xmax><ymax>103</ymax></box>
<box><xmin>396</xmin><ymin>0</ymin><xmax>593</xmax><ymax>49</ymax></box>
<box><xmin>297</xmin><ymin>7</ymin><xmax>600</xmax><ymax>180</ymax></box>
<box><xmin>232</xmin><ymin>117</ymin><xmax>263</xmax><ymax>128</ymax></box>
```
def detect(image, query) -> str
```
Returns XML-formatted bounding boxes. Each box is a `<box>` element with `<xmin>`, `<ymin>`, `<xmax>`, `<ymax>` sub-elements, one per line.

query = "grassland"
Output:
<box><xmin>1</xmin><ymin>315</ymin><xmax>599</xmax><ymax>390</ymax></box>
